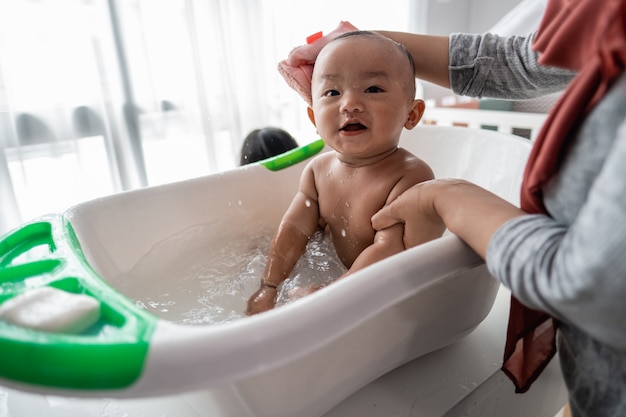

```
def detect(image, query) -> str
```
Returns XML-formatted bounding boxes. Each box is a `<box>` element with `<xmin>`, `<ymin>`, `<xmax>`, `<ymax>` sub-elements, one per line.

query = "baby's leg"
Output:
<box><xmin>285</xmin><ymin>284</ymin><xmax>326</xmax><ymax>302</ymax></box>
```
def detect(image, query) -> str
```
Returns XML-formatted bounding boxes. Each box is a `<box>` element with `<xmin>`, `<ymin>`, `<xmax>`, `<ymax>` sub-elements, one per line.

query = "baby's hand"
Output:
<box><xmin>245</xmin><ymin>285</ymin><xmax>278</xmax><ymax>316</ymax></box>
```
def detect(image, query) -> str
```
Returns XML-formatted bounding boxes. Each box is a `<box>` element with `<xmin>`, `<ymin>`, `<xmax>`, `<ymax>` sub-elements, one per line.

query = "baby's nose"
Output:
<box><xmin>340</xmin><ymin>91</ymin><xmax>364</xmax><ymax>113</ymax></box>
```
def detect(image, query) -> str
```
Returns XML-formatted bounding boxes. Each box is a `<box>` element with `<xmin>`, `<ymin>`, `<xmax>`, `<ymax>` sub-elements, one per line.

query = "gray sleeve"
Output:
<box><xmin>486</xmin><ymin>122</ymin><xmax>626</xmax><ymax>350</ymax></box>
<box><xmin>448</xmin><ymin>32</ymin><xmax>576</xmax><ymax>100</ymax></box>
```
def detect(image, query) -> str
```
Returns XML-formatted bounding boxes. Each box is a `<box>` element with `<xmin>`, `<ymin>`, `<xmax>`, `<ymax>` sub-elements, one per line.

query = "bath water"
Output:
<box><xmin>121</xmin><ymin>228</ymin><xmax>346</xmax><ymax>325</ymax></box>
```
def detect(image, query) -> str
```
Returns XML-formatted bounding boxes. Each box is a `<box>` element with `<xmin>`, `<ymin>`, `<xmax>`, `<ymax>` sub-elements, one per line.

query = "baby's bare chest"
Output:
<box><xmin>316</xmin><ymin>174</ymin><xmax>395</xmax><ymax>239</ymax></box>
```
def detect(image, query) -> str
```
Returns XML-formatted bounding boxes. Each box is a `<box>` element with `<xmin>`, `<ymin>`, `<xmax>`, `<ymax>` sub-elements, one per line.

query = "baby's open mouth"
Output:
<box><xmin>341</xmin><ymin>123</ymin><xmax>367</xmax><ymax>132</ymax></box>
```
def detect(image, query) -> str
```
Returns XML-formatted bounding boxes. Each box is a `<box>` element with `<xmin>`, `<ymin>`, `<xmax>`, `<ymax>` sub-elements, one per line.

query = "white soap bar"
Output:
<box><xmin>0</xmin><ymin>286</ymin><xmax>101</xmax><ymax>334</ymax></box>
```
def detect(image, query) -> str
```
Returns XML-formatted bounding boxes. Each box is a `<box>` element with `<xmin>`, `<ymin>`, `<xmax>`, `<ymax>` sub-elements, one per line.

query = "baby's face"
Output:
<box><xmin>309</xmin><ymin>34</ymin><xmax>420</xmax><ymax>164</ymax></box>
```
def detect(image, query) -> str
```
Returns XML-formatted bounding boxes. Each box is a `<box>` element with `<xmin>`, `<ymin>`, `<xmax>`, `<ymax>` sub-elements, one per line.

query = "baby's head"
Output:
<box><xmin>240</xmin><ymin>127</ymin><xmax>298</xmax><ymax>165</ymax></box>
<box><xmin>334</xmin><ymin>31</ymin><xmax>418</xmax><ymax>100</ymax></box>
<box><xmin>307</xmin><ymin>31</ymin><xmax>424</xmax><ymax>161</ymax></box>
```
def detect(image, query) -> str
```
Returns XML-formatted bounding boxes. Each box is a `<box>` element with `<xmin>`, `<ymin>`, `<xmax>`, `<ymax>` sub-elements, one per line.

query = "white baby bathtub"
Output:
<box><xmin>0</xmin><ymin>126</ymin><xmax>531</xmax><ymax>417</ymax></box>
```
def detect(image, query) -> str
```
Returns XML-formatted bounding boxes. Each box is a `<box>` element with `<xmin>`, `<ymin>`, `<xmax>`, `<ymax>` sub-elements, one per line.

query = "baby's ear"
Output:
<box><xmin>404</xmin><ymin>99</ymin><xmax>425</xmax><ymax>130</ymax></box>
<box><xmin>307</xmin><ymin>106</ymin><xmax>317</xmax><ymax>127</ymax></box>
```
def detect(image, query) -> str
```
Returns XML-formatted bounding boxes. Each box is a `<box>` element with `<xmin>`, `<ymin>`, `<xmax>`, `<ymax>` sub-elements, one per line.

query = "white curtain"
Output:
<box><xmin>0</xmin><ymin>0</ymin><xmax>412</xmax><ymax>235</ymax></box>
<box><xmin>488</xmin><ymin>0</ymin><xmax>547</xmax><ymax>36</ymax></box>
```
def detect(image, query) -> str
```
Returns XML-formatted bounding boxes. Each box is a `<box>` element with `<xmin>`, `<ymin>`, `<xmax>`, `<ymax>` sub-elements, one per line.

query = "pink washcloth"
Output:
<box><xmin>278</xmin><ymin>21</ymin><xmax>359</xmax><ymax>105</ymax></box>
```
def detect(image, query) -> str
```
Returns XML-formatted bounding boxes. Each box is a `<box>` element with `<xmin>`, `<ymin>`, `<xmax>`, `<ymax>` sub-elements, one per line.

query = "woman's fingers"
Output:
<box><xmin>371</xmin><ymin>203</ymin><xmax>403</xmax><ymax>231</ymax></box>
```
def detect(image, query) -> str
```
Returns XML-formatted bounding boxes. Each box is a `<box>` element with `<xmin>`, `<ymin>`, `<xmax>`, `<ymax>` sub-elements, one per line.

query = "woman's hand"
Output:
<box><xmin>245</xmin><ymin>285</ymin><xmax>278</xmax><ymax>316</ymax></box>
<box><xmin>372</xmin><ymin>180</ymin><xmax>446</xmax><ymax>249</ymax></box>
<box><xmin>372</xmin><ymin>179</ymin><xmax>526</xmax><ymax>258</ymax></box>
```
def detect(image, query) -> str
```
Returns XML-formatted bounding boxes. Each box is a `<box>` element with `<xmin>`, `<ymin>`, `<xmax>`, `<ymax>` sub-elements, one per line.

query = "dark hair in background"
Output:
<box><xmin>240</xmin><ymin>127</ymin><xmax>299</xmax><ymax>165</ymax></box>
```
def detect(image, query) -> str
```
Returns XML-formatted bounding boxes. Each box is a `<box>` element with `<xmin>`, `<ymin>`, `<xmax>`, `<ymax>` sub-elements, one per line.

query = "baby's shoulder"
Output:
<box><xmin>395</xmin><ymin>146</ymin><xmax>420</xmax><ymax>160</ymax></box>
<box><xmin>392</xmin><ymin>147</ymin><xmax>435</xmax><ymax>183</ymax></box>
<box><xmin>395</xmin><ymin>147</ymin><xmax>431</xmax><ymax>170</ymax></box>
<box><xmin>307</xmin><ymin>152</ymin><xmax>335</xmax><ymax>171</ymax></box>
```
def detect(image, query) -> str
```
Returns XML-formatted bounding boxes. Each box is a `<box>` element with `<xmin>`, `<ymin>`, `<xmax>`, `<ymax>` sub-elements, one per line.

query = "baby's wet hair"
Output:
<box><xmin>332</xmin><ymin>30</ymin><xmax>417</xmax><ymax>99</ymax></box>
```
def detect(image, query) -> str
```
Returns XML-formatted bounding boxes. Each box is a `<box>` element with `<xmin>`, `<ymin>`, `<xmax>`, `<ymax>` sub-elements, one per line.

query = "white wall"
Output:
<box><xmin>423</xmin><ymin>0</ymin><xmax>523</xmax><ymax>35</ymax></box>
<box><xmin>469</xmin><ymin>0</ymin><xmax>524</xmax><ymax>32</ymax></box>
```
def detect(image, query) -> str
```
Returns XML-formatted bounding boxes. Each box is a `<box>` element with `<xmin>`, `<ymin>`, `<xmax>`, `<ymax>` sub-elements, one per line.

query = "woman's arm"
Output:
<box><xmin>448</xmin><ymin>33</ymin><xmax>575</xmax><ymax>99</ymax></box>
<box><xmin>371</xmin><ymin>179</ymin><xmax>525</xmax><ymax>259</ymax></box>
<box><xmin>488</xmin><ymin>122</ymin><xmax>626</xmax><ymax>349</ymax></box>
<box><xmin>376</xmin><ymin>31</ymin><xmax>451</xmax><ymax>88</ymax></box>
<box><xmin>379</xmin><ymin>31</ymin><xmax>575</xmax><ymax>100</ymax></box>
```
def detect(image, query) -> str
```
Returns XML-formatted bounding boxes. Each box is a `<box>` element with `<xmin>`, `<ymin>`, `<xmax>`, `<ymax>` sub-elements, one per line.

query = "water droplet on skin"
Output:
<box><xmin>341</xmin><ymin>229</ymin><xmax>347</xmax><ymax>237</ymax></box>
<box><xmin>345</xmin><ymin>201</ymin><xmax>350</xmax><ymax>208</ymax></box>
<box><xmin>305</xmin><ymin>199</ymin><xmax>312</xmax><ymax>207</ymax></box>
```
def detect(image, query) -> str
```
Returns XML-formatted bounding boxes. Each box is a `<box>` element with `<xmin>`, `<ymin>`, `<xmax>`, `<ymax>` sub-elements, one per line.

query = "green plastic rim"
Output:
<box><xmin>261</xmin><ymin>138</ymin><xmax>325</xmax><ymax>171</ymax></box>
<box><xmin>0</xmin><ymin>215</ymin><xmax>158</xmax><ymax>391</ymax></box>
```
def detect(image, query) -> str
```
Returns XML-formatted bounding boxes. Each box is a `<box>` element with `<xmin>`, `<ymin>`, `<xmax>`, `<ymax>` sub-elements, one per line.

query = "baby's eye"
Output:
<box><xmin>323</xmin><ymin>89</ymin><xmax>340</xmax><ymax>97</ymax></box>
<box><xmin>365</xmin><ymin>86</ymin><xmax>384</xmax><ymax>93</ymax></box>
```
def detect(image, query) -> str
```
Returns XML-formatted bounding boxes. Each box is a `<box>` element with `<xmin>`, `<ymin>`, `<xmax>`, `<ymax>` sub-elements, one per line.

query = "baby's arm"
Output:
<box><xmin>246</xmin><ymin>165</ymin><xmax>321</xmax><ymax>315</ymax></box>
<box><xmin>342</xmin><ymin>223</ymin><xmax>406</xmax><ymax>277</ymax></box>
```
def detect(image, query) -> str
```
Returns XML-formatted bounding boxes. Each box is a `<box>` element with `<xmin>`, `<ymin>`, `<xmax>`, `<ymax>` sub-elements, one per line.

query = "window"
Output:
<box><xmin>0</xmin><ymin>0</ymin><xmax>411</xmax><ymax>234</ymax></box>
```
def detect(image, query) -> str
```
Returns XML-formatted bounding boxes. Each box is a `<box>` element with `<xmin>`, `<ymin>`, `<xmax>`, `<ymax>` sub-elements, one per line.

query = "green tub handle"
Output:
<box><xmin>260</xmin><ymin>139</ymin><xmax>325</xmax><ymax>171</ymax></box>
<box><xmin>0</xmin><ymin>216</ymin><xmax>157</xmax><ymax>391</ymax></box>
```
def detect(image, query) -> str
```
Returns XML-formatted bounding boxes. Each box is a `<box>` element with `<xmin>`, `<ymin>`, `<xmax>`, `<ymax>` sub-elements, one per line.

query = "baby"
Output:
<box><xmin>246</xmin><ymin>31</ymin><xmax>445</xmax><ymax>315</ymax></box>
